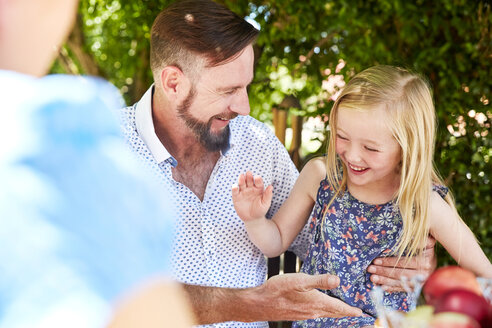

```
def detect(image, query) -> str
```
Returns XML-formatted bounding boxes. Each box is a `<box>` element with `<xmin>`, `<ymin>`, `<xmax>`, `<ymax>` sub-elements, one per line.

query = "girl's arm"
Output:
<box><xmin>232</xmin><ymin>158</ymin><xmax>326</xmax><ymax>257</ymax></box>
<box><xmin>429</xmin><ymin>191</ymin><xmax>492</xmax><ymax>278</ymax></box>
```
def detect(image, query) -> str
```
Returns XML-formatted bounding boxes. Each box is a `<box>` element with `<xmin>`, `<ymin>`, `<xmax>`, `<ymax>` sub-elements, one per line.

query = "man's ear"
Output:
<box><xmin>159</xmin><ymin>66</ymin><xmax>189</xmax><ymax>101</ymax></box>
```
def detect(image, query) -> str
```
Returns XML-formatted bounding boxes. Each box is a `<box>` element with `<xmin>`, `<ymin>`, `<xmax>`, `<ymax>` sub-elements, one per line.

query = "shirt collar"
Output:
<box><xmin>223</xmin><ymin>124</ymin><xmax>236</xmax><ymax>156</ymax></box>
<box><xmin>135</xmin><ymin>85</ymin><xmax>177</xmax><ymax>166</ymax></box>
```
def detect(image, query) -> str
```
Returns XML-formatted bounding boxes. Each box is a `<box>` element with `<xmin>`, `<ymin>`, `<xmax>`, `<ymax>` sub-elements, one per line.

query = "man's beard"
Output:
<box><xmin>177</xmin><ymin>87</ymin><xmax>236</xmax><ymax>152</ymax></box>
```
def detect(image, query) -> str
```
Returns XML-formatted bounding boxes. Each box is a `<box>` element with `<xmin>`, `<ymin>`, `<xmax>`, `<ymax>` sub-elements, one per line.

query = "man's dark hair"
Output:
<box><xmin>150</xmin><ymin>0</ymin><xmax>259</xmax><ymax>77</ymax></box>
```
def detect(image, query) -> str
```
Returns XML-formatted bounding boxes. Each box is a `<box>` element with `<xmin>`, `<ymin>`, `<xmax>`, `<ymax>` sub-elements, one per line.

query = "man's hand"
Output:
<box><xmin>368</xmin><ymin>236</ymin><xmax>437</xmax><ymax>292</ymax></box>
<box><xmin>241</xmin><ymin>273</ymin><xmax>362</xmax><ymax>322</ymax></box>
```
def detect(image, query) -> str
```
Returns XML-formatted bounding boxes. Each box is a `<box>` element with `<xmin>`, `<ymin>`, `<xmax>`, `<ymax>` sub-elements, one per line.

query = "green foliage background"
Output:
<box><xmin>55</xmin><ymin>0</ymin><xmax>492</xmax><ymax>266</ymax></box>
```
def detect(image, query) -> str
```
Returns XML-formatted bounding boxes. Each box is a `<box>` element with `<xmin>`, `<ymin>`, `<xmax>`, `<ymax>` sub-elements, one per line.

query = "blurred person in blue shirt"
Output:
<box><xmin>0</xmin><ymin>0</ymin><xmax>193</xmax><ymax>327</ymax></box>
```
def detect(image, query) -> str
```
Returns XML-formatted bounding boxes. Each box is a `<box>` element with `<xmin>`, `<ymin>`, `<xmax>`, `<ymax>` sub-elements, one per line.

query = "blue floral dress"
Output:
<box><xmin>292</xmin><ymin>178</ymin><xmax>447</xmax><ymax>328</ymax></box>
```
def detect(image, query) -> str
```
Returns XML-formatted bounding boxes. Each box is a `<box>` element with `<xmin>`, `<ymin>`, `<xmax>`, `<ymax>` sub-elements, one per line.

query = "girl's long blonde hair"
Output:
<box><xmin>325</xmin><ymin>65</ymin><xmax>461</xmax><ymax>258</ymax></box>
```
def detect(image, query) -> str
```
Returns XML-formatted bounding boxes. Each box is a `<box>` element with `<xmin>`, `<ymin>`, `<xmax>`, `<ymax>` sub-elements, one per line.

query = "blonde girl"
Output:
<box><xmin>232</xmin><ymin>65</ymin><xmax>492</xmax><ymax>327</ymax></box>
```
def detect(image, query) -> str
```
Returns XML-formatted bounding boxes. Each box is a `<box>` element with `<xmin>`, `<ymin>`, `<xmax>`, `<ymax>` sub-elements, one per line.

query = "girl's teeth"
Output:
<box><xmin>349</xmin><ymin>164</ymin><xmax>367</xmax><ymax>171</ymax></box>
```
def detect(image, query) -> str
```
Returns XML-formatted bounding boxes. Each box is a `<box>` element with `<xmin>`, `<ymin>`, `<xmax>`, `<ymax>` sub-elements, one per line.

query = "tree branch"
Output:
<box><xmin>66</xmin><ymin>13</ymin><xmax>105</xmax><ymax>77</ymax></box>
<box><xmin>56</xmin><ymin>47</ymin><xmax>80</xmax><ymax>75</ymax></box>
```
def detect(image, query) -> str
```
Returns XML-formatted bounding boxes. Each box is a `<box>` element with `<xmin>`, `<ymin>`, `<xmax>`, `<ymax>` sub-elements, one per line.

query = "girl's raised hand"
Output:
<box><xmin>232</xmin><ymin>171</ymin><xmax>273</xmax><ymax>222</ymax></box>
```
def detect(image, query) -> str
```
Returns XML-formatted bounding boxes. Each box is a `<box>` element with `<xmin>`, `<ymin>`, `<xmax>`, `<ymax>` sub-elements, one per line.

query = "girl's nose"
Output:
<box><xmin>346</xmin><ymin>145</ymin><xmax>362</xmax><ymax>164</ymax></box>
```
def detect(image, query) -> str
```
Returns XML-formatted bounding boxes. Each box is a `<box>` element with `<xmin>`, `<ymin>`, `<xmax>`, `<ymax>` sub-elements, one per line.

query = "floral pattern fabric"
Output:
<box><xmin>293</xmin><ymin>178</ymin><xmax>447</xmax><ymax>328</ymax></box>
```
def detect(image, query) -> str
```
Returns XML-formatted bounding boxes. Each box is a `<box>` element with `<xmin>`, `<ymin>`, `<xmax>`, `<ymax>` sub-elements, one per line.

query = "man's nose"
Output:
<box><xmin>229</xmin><ymin>88</ymin><xmax>250</xmax><ymax>116</ymax></box>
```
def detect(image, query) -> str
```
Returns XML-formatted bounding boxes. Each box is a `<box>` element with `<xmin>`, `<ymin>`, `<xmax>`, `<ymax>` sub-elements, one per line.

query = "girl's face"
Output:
<box><xmin>335</xmin><ymin>104</ymin><xmax>401</xmax><ymax>195</ymax></box>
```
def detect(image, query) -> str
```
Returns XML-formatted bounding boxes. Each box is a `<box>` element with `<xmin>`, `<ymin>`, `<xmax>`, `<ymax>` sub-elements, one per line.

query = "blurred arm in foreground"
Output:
<box><xmin>0</xmin><ymin>0</ymin><xmax>193</xmax><ymax>327</ymax></box>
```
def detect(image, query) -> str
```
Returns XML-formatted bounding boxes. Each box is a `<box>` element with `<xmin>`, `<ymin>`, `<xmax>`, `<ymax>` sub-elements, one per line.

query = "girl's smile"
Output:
<box><xmin>347</xmin><ymin>163</ymin><xmax>369</xmax><ymax>173</ymax></box>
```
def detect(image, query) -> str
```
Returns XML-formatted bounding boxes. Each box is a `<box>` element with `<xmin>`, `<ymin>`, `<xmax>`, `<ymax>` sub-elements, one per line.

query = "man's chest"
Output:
<box><xmin>171</xmin><ymin>160</ymin><xmax>216</xmax><ymax>201</ymax></box>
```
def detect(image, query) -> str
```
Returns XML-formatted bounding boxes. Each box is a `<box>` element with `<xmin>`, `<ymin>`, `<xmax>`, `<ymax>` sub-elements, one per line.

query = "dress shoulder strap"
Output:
<box><xmin>432</xmin><ymin>184</ymin><xmax>449</xmax><ymax>199</ymax></box>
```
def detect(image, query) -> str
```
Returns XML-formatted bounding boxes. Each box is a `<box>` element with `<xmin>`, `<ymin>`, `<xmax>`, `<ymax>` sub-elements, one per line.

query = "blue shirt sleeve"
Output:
<box><xmin>0</xmin><ymin>73</ymin><xmax>175</xmax><ymax>327</ymax></box>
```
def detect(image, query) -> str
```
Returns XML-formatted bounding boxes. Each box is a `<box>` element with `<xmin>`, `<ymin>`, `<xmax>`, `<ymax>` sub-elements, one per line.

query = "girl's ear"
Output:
<box><xmin>395</xmin><ymin>159</ymin><xmax>403</xmax><ymax>175</ymax></box>
<box><xmin>159</xmin><ymin>66</ymin><xmax>190</xmax><ymax>102</ymax></box>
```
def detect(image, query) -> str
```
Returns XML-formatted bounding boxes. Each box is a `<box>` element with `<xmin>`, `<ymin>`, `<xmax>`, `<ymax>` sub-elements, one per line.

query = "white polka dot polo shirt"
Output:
<box><xmin>118</xmin><ymin>86</ymin><xmax>311</xmax><ymax>328</ymax></box>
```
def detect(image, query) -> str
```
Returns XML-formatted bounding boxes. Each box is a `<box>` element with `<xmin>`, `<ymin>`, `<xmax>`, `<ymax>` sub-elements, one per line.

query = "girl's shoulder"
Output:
<box><xmin>298</xmin><ymin>156</ymin><xmax>328</xmax><ymax>201</ymax></box>
<box><xmin>303</xmin><ymin>155</ymin><xmax>326</xmax><ymax>168</ymax></box>
<box><xmin>301</xmin><ymin>156</ymin><xmax>326</xmax><ymax>180</ymax></box>
<box><xmin>429</xmin><ymin>184</ymin><xmax>453</xmax><ymax>219</ymax></box>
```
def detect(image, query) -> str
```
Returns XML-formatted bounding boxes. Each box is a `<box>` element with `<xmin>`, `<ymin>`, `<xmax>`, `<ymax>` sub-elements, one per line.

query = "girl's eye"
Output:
<box><xmin>337</xmin><ymin>134</ymin><xmax>348</xmax><ymax>140</ymax></box>
<box><xmin>365</xmin><ymin>146</ymin><xmax>379</xmax><ymax>152</ymax></box>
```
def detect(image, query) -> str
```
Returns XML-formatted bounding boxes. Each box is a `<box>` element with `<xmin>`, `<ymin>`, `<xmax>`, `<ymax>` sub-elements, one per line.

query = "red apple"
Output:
<box><xmin>423</xmin><ymin>266</ymin><xmax>482</xmax><ymax>306</ymax></box>
<box><xmin>430</xmin><ymin>312</ymin><xmax>480</xmax><ymax>328</ymax></box>
<box><xmin>434</xmin><ymin>289</ymin><xmax>492</xmax><ymax>328</ymax></box>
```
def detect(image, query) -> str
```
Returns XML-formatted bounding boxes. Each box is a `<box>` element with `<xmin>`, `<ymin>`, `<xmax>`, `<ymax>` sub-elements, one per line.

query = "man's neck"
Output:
<box><xmin>152</xmin><ymin>90</ymin><xmax>220</xmax><ymax>201</ymax></box>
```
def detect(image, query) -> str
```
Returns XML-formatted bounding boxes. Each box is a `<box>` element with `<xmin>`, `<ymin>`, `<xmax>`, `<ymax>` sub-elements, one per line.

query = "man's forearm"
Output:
<box><xmin>182</xmin><ymin>284</ymin><xmax>259</xmax><ymax>324</ymax></box>
<box><xmin>181</xmin><ymin>273</ymin><xmax>362</xmax><ymax>325</ymax></box>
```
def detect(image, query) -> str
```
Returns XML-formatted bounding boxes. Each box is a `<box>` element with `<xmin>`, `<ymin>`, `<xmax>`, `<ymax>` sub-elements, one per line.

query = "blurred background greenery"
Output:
<box><xmin>53</xmin><ymin>0</ymin><xmax>491</xmax><ymax>266</ymax></box>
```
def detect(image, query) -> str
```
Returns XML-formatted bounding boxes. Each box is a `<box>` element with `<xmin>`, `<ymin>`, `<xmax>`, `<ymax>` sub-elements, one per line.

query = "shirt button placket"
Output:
<box><xmin>201</xmin><ymin>204</ymin><xmax>215</xmax><ymax>282</ymax></box>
